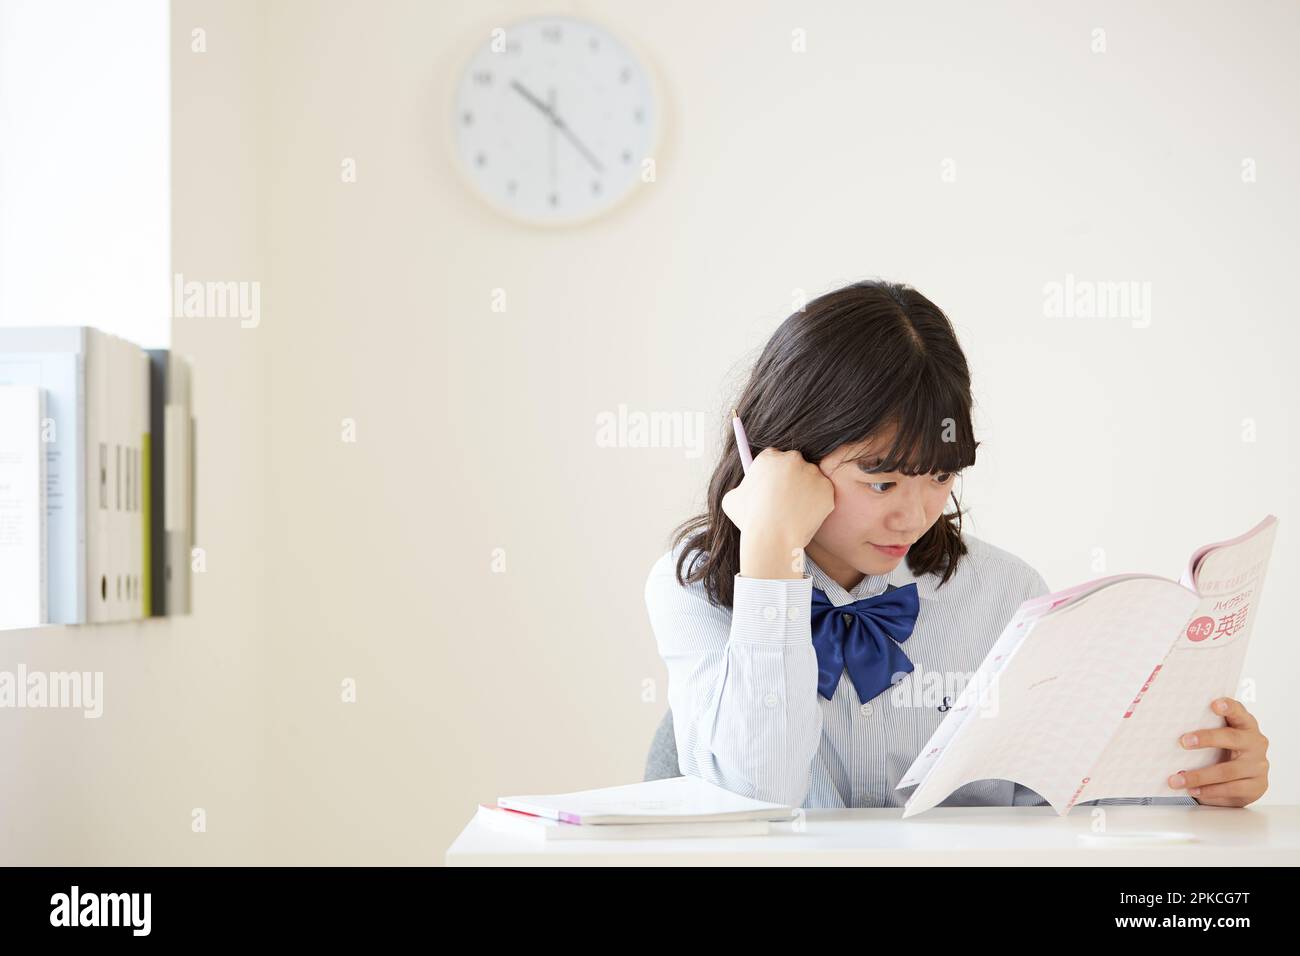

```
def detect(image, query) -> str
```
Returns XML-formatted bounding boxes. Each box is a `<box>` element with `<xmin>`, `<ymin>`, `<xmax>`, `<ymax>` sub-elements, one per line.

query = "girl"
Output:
<box><xmin>644</xmin><ymin>280</ymin><xmax>1270</xmax><ymax>810</ymax></box>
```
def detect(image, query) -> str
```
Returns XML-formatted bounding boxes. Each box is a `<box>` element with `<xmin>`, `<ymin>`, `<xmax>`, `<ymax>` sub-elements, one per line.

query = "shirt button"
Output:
<box><xmin>841</xmin><ymin>612</ymin><xmax>853</xmax><ymax>625</ymax></box>
<box><xmin>859</xmin><ymin>702</ymin><xmax>874</xmax><ymax>717</ymax></box>
<box><xmin>786</xmin><ymin>606</ymin><xmax>799</xmax><ymax>621</ymax></box>
<box><xmin>762</xmin><ymin>605</ymin><xmax>777</xmax><ymax>621</ymax></box>
<box><xmin>763</xmin><ymin>692</ymin><xmax>780</xmax><ymax>708</ymax></box>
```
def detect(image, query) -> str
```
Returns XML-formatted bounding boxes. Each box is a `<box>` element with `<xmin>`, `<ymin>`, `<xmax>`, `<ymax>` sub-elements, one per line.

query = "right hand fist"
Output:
<box><xmin>721</xmin><ymin>448</ymin><xmax>836</xmax><ymax>551</ymax></box>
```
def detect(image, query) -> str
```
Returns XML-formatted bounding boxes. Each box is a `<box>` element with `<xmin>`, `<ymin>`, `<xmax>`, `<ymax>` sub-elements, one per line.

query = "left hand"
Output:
<box><xmin>1169</xmin><ymin>697</ymin><xmax>1269</xmax><ymax>807</ymax></box>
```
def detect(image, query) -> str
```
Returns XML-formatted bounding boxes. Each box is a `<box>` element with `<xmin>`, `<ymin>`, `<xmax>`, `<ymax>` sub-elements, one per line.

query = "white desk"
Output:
<box><xmin>446</xmin><ymin>805</ymin><xmax>1300</xmax><ymax>866</ymax></box>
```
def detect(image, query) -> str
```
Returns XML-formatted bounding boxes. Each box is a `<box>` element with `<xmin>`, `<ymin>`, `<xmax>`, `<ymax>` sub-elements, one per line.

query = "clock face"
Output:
<box><xmin>451</xmin><ymin>16</ymin><xmax>660</xmax><ymax>225</ymax></box>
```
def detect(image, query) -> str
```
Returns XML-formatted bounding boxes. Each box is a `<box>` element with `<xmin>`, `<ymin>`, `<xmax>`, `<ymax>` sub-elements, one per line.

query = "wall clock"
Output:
<box><xmin>451</xmin><ymin>15</ymin><xmax>662</xmax><ymax>226</ymax></box>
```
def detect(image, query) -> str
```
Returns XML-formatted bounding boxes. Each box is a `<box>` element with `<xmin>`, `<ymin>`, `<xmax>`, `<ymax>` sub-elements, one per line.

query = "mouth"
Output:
<box><xmin>871</xmin><ymin>542</ymin><xmax>911</xmax><ymax>557</ymax></box>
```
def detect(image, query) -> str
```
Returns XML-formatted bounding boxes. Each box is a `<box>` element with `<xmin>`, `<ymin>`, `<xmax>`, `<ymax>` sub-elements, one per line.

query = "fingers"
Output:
<box><xmin>1169</xmin><ymin>700</ymin><xmax>1269</xmax><ymax>807</ymax></box>
<box><xmin>1179</xmin><ymin>726</ymin><xmax>1258</xmax><ymax>752</ymax></box>
<box><xmin>1171</xmin><ymin>755</ymin><xmax>1269</xmax><ymax>791</ymax></box>
<box><xmin>1184</xmin><ymin>777</ymin><xmax>1265</xmax><ymax>804</ymax></box>
<box><xmin>1212</xmin><ymin>697</ymin><xmax>1260</xmax><ymax>732</ymax></box>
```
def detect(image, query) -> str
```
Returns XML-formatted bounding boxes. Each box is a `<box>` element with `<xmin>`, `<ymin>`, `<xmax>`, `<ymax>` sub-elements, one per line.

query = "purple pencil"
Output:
<box><xmin>731</xmin><ymin>408</ymin><xmax>754</xmax><ymax>474</ymax></box>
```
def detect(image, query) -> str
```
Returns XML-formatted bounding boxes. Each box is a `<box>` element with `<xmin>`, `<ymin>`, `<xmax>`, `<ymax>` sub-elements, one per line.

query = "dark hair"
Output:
<box><xmin>671</xmin><ymin>279</ymin><xmax>980</xmax><ymax>609</ymax></box>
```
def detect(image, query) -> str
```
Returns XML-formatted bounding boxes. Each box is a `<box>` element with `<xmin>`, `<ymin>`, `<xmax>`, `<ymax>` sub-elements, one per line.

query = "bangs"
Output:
<box><xmin>847</xmin><ymin>376</ymin><xmax>978</xmax><ymax>477</ymax></box>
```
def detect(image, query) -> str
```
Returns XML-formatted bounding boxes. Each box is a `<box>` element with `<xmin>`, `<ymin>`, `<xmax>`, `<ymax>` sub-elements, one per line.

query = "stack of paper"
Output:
<box><xmin>0</xmin><ymin>384</ymin><xmax>47</xmax><ymax>628</ymax></box>
<box><xmin>482</xmin><ymin>775</ymin><xmax>797</xmax><ymax>841</ymax></box>
<box><xmin>0</xmin><ymin>329</ymin><xmax>88</xmax><ymax>624</ymax></box>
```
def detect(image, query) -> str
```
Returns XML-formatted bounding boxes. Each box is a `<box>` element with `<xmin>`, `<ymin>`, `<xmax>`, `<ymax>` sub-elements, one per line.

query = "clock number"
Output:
<box><xmin>541</xmin><ymin>25</ymin><xmax>562</xmax><ymax>43</ymax></box>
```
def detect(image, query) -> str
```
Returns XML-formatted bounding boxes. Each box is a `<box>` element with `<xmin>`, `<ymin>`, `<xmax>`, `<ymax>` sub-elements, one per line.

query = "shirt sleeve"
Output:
<box><xmin>644</xmin><ymin>550</ymin><xmax>823</xmax><ymax>807</ymax></box>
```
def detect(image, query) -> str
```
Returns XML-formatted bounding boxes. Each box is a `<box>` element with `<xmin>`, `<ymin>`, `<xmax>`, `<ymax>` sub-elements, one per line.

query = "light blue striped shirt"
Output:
<box><xmin>645</xmin><ymin>532</ymin><xmax>1198</xmax><ymax>811</ymax></box>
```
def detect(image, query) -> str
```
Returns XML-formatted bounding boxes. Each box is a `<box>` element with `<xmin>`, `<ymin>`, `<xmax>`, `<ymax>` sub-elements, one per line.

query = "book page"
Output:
<box><xmin>1079</xmin><ymin>516</ymin><xmax>1278</xmax><ymax>804</ymax></box>
<box><xmin>898</xmin><ymin>577</ymin><xmax>1199</xmax><ymax>817</ymax></box>
<box><xmin>897</xmin><ymin>596</ymin><xmax>1042</xmax><ymax>789</ymax></box>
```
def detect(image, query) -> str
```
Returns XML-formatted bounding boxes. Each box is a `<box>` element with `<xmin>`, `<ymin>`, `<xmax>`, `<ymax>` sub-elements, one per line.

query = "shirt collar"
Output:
<box><xmin>803</xmin><ymin>550</ymin><xmax>938</xmax><ymax>606</ymax></box>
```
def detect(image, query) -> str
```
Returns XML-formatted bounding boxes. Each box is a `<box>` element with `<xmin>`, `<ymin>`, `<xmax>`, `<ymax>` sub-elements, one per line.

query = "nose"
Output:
<box><xmin>886</xmin><ymin>479</ymin><xmax>928</xmax><ymax>535</ymax></box>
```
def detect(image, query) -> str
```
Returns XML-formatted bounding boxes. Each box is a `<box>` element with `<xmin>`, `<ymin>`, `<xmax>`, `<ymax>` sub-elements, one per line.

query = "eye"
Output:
<box><xmin>864</xmin><ymin>480</ymin><xmax>896</xmax><ymax>493</ymax></box>
<box><xmin>934</xmin><ymin>472</ymin><xmax>956</xmax><ymax>485</ymax></box>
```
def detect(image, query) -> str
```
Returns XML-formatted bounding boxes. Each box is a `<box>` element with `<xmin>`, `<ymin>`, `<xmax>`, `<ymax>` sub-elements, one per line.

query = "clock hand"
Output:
<box><xmin>509</xmin><ymin>78</ymin><xmax>606</xmax><ymax>174</ymax></box>
<box><xmin>552</xmin><ymin>119</ymin><xmax>605</xmax><ymax>174</ymax></box>
<box><xmin>509</xmin><ymin>79</ymin><xmax>552</xmax><ymax>118</ymax></box>
<box><xmin>548</xmin><ymin>87</ymin><xmax>557</xmax><ymax>195</ymax></box>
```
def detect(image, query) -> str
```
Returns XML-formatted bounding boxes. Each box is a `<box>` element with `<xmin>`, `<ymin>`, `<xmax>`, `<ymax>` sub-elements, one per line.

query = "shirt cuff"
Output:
<box><xmin>730</xmin><ymin>573</ymin><xmax>814</xmax><ymax>645</ymax></box>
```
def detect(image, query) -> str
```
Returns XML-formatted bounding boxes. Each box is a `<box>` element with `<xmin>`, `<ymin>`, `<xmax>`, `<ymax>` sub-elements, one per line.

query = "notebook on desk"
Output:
<box><xmin>496</xmin><ymin>774</ymin><xmax>799</xmax><ymax>826</ymax></box>
<box><xmin>476</xmin><ymin>803</ymin><xmax>776</xmax><ymax>840</ymax></box>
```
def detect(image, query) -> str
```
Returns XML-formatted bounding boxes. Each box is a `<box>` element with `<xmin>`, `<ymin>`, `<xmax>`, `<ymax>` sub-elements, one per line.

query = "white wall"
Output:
<box><xmin>0</xmin><ymin>0</ymin><xmax>271</xmax><ymax>864</ymax></box>
<box><xmin>5</xmin><ymin>0</ymin><xmax>1296</xmax><ymax>864</ymax></box>
<box><xmin>252</xmin><ymin>0</ymin><xmax>1300</xmax><ymax>862</ymax></box>
<box><xmin>0</xmin><ymin>0</ymin><xmax>171</xmax><ymax>348</ymax></box>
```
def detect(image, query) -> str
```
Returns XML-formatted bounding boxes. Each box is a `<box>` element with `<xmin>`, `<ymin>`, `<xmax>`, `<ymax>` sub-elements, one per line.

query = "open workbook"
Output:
<box><xmin>897</xmin><ymin>515</ymin><xmax>1279</xmax><ymax>818</ymax></box>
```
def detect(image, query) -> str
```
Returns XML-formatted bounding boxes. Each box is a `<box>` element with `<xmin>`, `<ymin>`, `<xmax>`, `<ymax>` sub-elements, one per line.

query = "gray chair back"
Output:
<box><xmin>644</xmin><ymin>707</ymin><xmax>683</xmax><ymax>781</ymax></box>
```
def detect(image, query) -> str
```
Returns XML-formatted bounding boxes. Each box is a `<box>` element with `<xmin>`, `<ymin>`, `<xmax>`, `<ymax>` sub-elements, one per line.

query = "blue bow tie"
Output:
<box><xmin>810</xmin><ymin>583</ymin><xmax>920</xmax><ymax>705</ymax></box>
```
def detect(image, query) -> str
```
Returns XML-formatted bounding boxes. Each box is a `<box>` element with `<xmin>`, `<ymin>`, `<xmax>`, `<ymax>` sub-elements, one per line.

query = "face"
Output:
<box><xmin>805</xmin><ymin>425</ymin><xmax>959</xmax><ymax>591</ymax></box>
